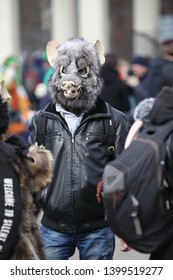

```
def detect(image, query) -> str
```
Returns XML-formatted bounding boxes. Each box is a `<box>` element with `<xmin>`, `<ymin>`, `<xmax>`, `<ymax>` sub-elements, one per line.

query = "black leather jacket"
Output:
<box><xmin>29</xmin><ymin>98</ymin><xmax>129</xmax><ymax>233</ymax></box>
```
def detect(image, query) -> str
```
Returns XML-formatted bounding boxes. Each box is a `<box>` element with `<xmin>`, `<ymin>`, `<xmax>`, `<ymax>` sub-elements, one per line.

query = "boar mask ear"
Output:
<box><xmin>46</xmin><ymin>40</ymin><xmax>60</xmax><ymax>67</ymax></box>
<box><xmin>93</xmin><ymin>40</ymin><xmax>105</xmax><ymax>65</ymax></box>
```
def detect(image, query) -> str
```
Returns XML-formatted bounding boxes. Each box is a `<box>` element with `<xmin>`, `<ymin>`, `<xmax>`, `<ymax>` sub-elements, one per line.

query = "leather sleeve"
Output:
<box><xmin>28</xmin><ymin>112</ymin><xmax>40</xmax><ymax>146</ymax></box>
<box><xmin>112</xmin><ymin>108</ymin><xmax>129</xmax><ymax>156</ymax></box>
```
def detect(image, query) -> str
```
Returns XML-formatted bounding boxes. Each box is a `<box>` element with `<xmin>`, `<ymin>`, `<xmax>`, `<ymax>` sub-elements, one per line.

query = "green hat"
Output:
<box><xmin>3</xmin><ymin>56</ymin><xmax>18</xmax><ymax>67</ymax></box>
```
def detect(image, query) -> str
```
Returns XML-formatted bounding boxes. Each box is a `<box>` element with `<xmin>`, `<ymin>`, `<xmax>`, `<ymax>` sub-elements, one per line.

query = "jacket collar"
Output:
<box><xmin>44</xmin><ymin>98</ymin><xmax>109</xmax><ymax>117</ymax></box>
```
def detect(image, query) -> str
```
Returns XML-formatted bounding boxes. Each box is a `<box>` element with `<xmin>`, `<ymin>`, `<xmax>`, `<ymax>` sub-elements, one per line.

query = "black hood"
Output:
<box><xmin>149</xmin><ymin>87</ymin><xmax>173</xmax><ymax>124</ymax></box>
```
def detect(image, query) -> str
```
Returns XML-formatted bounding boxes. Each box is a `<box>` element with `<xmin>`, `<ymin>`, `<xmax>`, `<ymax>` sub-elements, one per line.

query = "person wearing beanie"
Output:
<box><xmin>120</xmin><ymin>87</ymin><xmax>173</xmax><ymax>259</ymax></box>
<box><xmin>119</xmin><ymin>97</ymin><xmax>155</xmax><ymax>252</ymax></box>
<box><xmin>133</xmin><ymin>97</ymin><xmax>155</xmax><ymax>121</ymax></box>
<box><xmin>124</xmin><ymin>97</ymin><xmax>155</xmax><ymax>149</ymax></box>
<box><xmin>131</xmin><ymin>56</ymin><xmax>150</xmax><ymax>69</ymax></box>
<box><xmin>126</xmin><ymin>55</ymin><xmax>151</xmax><ymax>105</ymax></box>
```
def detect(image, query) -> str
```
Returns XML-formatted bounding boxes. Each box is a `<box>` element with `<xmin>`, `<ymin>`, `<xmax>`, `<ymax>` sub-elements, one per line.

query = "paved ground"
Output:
<box><xmin>70</xmin><ymin>237</ymin><xmax>149</xmax><ymax>260</ymax></box>
<box><xmin>113</xmin><ymin>238</ymin><xmax>149</xmax><ymax>260</ymax></box>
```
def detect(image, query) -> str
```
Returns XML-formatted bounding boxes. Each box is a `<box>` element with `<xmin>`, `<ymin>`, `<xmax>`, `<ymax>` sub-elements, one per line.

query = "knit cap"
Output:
<box><xmin>131</xmin><ymin>56</ymin><xmax>150</xmax><ymax>67</ymax></box>
<box><xmin>133</xmin><ymin>98</ymin><xmax>155</xmax><ymax>121</ymax></box>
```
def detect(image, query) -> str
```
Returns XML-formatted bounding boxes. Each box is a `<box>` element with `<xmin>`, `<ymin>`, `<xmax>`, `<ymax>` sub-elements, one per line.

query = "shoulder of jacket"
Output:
<box><xmin>107</xmin><ymin>103</ymin><xmax>127</xmax><ymax>121</ymax></box>
<box><xmin>33</xmin><ymin>103</ymin><xmax>52</xmax><ymax>119</ymax></box>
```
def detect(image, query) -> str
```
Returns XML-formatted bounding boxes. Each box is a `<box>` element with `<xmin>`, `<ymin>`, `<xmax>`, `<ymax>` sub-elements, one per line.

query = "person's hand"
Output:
<box><xmin>120</xmin><ymin>239</ymin><xmax>131</xmax><ymax>252</ymax></box>
<box><xmin>126</xmin><ymin>75</ymin><xmax>139</xmax><ymax>87</ymax></box>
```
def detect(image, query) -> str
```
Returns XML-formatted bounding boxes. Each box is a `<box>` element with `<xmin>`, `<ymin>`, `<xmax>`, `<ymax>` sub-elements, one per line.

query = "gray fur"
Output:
<box><xmin>133</xmin><ymin>98</ymin><xmax>155</xmax><ymax>121</ymax></box>
<box><xmin>49</xmin><ymin>38</ymin><xmax>103</xmax><ymax>116</ymax></box>
<box><xmin>10</xmin><ymin>145</ymin><xmax>54</xmax><ymax>260</ymax></box>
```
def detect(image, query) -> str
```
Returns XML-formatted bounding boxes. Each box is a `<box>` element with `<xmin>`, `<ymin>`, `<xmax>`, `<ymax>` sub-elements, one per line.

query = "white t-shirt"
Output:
<box><xmin>56</xmin><ymin>104</ymin><xmax>83</xmax><ymax>135</ymax></box>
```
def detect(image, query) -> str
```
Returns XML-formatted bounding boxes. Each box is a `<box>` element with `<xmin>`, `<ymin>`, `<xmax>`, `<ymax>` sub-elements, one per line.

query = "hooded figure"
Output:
<box><xmin>149</xmin><ymin>86</ymin><xmax>173</xmax><ymax>192</ymax></box>
<box><xmin>149</xmin><ymin>86</ymin><xmax>173</xmax><ymax>260</ymax></box>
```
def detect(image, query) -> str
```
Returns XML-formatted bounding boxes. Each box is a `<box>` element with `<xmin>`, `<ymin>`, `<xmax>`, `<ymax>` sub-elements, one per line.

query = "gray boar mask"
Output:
<box><xmin>46</xmin><ymin>38</ymin><xmax>105</xmax><ymax>116</ymax></box>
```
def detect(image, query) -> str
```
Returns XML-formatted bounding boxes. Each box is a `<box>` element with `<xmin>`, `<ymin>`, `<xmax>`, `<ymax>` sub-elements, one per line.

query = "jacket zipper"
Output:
<box><xmin>41</xmin><ymin>109</ymin><xmax>112</xmax><ymax>232</ymax></box>
<box><xmin>71</xmin><ymin>133</ymin><xmax>76</xmax><ymax>233</ymax></box>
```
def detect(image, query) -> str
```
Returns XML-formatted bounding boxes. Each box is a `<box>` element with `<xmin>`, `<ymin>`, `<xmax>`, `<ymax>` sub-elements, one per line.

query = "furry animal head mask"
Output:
<box><xmin>47</xmin><ymin>38</ymin><xmax>105</xmax><ymax>115</ymax></box>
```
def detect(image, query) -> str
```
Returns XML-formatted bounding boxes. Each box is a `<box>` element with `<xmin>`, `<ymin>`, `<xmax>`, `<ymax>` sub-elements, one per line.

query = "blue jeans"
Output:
<box><xmin>40</xmin><ymin>225</ymin><xmax>115</xmax><ymax>260</ymax></box>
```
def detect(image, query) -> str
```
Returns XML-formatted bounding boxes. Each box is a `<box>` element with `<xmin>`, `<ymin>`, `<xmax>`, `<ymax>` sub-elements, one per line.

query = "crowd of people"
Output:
<box><xmin>1</xmin><ymin>34</ymin><xmax>173</xmax><ymax>260</ymax></box>
<box><xmin>1</xmin><ymin>34</ymin><xmax>173</xmax><ymax>146</ymax></box>
<box><xmin>0</xmin><ymin>52</ymin><xmax>52</xmax><ymax>145</ymax></box>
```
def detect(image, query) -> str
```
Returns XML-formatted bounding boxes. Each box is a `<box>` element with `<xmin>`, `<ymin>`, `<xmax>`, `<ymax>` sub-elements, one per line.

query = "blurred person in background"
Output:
<box><xmin>22</xmin><ymin>55</ymin><xmax>41</xmax><ymax>110</ymax></box>
<box><xmin>144</xmin><ymin>19</ymin><xmax>173</xmax><ymax>98</ymax></box>
<box><xmin>34</xmin><ymin>51</ymin><xmax>52</xmax><ymax>110</ymax></box>
<box><xmin>117</xmin><ymin>58</ymin><xmax>137</xmax><ymax>123</ymax></box>
<box><xmin>159</xmin><ymin>62</ymin><xmax>173</xmax><ymax>88</ymax></box>
<box><xmin>116</xmin><ymin>58</ymin><xmax>130</xmax><ymax>82</ymax></box>
<box><xmin>144</xmin><ymin>40</ymin><xmax>173</xmax><ymax>97</ymax></box>
<box><xmin>126</xmin><ymin>55</ymin><xmax>151</xmax><ymax>104</ymax></box>
<box><xmin>2</xmin><ymin>55</ymin><xmax>34</xmax><ymax>145</ymax></box>
<box><xmin>42</xmin><ymin>50</ymin><xmax>53</xmax><ymax>87</ymax></box>
<box><xmin>100</xmin><ymin>52</ymin><xmax>130</xmax><ymax>114</ymax></box>
<box><xmin>124</xmin><ymin>97</ymin><xmax>155</xmax><ymax>149</ymax></box>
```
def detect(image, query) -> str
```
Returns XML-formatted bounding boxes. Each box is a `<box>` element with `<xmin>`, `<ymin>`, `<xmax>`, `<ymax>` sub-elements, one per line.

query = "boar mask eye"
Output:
<box><xmin>78</xmin><ymin>66</ymin><xmax>89</xmax><ymax>77</ymax></box>
<box><xmin>60</xmin><ymin>65</ymin><xmax>68</xmax><ymax>75</ymax></box>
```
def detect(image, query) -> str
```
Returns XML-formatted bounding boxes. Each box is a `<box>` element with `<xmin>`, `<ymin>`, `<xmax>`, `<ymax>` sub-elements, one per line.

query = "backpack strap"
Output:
<box><xmin>104</xmin><ymin>103</ymin><xmax>116</xmax><ymax>161</ymax></box>
<box><xmin>36</xmin><ymin>112</ymin><xmax>47</xmax><ymax>146</ymax></box>
<box><xmin>96</xmin><ymin>103</ymin><xmax>116</xmax><ymax>204</ymax></box>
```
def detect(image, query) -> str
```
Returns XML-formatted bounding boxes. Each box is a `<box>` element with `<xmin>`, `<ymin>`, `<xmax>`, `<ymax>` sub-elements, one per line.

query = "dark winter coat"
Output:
<box><xmin>133</xmin><ymin>73</ymin><xmax>150</xmax><ymax>104</ymax></box>
<box><xmin>100</xmin><ymin>65</ymin><xmax>130</xmax><ymax>113</ymax></box>
<box><xmin>0</xmin><ymin>144</ymin><xmax>21</xmax><ymax>260</ymax></box>
<box><xmin>149</xmin><ymin>86</ymin><xmax>173</xmax><ymax>259</ymax></box>
<box><xmin>145</xmin><ymin>57</ymin><xmax>173</xmax><ymax>98</ymax></box>
<box><xmin>29</xmin><ymin>98</ymin><xmax>128</xmax><ymax>234</ymax></box>
<box><xmin>149</xmin><ymin>86</ymin><xmax>173</xmax><ymax>189</ymax></box>
<box><xmin>0</xmin><ymin>137</ymin><xmax>53</xmax><ymax>259</ymax></box>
